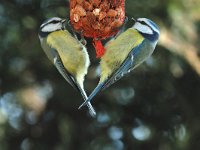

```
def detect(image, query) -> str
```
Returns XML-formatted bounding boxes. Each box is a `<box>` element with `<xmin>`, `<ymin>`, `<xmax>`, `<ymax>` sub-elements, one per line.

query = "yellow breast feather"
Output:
<box><xmin>100</xmin><ymin>28</ymin><xmax>144</xmax><ymax>82</ymax></box>
<box><xmin>46</xmin><ymin>30</ymin><xmax>89</xmax><ymax>78</ymax></box>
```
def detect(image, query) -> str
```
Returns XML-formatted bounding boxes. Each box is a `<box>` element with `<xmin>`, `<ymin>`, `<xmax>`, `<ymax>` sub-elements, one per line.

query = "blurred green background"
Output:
<box><xmin>0</xmin><ymin>0</ymin><xmax>200</xmax><ymax>150</ymax></box>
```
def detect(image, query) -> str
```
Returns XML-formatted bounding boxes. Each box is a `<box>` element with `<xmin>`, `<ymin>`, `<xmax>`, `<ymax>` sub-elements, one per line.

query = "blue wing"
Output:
<box><xmin>101</xmin><ymin>41</ymin><xmax>144</xmax><ymax>90</ymax></box>
<box><xmin>51</xmin><ymin>48</ymin><xmax>80</xmax><ymax>91</ymax></box>
<box><xmin>52</xmin><ymin>48</ymin><xmax>96</xmax><ymax>117</ymax></box>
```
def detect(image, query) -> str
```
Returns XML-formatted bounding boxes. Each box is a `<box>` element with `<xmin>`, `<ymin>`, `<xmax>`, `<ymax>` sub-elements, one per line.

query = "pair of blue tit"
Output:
<box><xmin>79</xmin><ymin>17</ymin><xmax>160</xmax><ymax>109</ymax></box>
<box><xmin>38</xmin><ymin>17</ymin><xmax>160</xmax><ymax>115</ymax></box>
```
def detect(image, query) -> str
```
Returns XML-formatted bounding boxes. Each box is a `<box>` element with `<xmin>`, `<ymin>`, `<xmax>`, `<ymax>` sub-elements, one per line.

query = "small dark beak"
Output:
<box><xmin>61</xmin><ymin>19</ymin><xmax>66</xmax><ymax>30</ymax></box>
<box><xmin>61</xmin><ymin>19</ymin><xmax>66</xmax><ymax>23</ymax></box>
<box><xmin>131</xmin><ymin>18</ymin><xmax>136</xmax><ymax>23</ymax></box>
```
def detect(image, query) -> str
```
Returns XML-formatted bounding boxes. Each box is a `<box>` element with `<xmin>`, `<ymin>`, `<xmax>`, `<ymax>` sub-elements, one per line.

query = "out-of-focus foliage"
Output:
<box><xmin>0</xmin><ymin>0</ymin><xmax>200</xmax><ymax>150</ymax></box>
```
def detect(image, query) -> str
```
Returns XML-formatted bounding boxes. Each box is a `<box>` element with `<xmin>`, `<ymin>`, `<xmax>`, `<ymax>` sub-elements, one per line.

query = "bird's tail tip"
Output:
<box><xmin>78</xmin><ymin>103</ymin><xmax>97</xmax><ymax>117</ymax></box>
<box><xmin>78</xmin><ymin>103</ymin><xmax>86</xmax><ymax>110</ymax></box>
<box><xmin>89</xmin><ymin>110</ymin><xmax>97</xmax><ymax>118</ymax></box>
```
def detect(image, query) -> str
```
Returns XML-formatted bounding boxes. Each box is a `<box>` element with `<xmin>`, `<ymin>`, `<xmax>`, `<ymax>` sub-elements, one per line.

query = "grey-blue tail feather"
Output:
<box><xmin>78</xmin><ymin>82</ymin><xmax>105</xmax><ymax>109</ymax></box>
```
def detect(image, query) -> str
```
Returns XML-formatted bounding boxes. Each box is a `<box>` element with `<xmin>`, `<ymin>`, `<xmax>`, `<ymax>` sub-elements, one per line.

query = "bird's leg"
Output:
<box><xmin>124</xmin><ymin>16</ymin><xmax>129</xmax><ymax>24</ymax></box>
<box><xmin>67</xmin><ymin>20</ymin><xmax>79</xmax><ymax>40</ymax></box>
<box><xmin>80</xmin><ymin>30</ymin><xmax>87</xmax><ymax>46</ymax></box>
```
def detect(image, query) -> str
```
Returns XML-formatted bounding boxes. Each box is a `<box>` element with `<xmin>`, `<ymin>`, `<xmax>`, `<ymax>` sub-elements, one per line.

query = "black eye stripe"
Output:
<box><xmin>51</xmin><ymin>20</ymin><xmax>60</xmax><ymax>24</ymax></box>
<box><xmin>139</xmin><ymin>21</ymin><xmax>146</xmax><ymax>25</ymax></box>
<box><xmin>138</xmin><ymin>20</ymin><xmax>153</xmax><ymax>31</ymax></box>
<box><xmin>42</xmin><ymin>20</ymin><xmax>61</xmax><ymax>27</ymax></box>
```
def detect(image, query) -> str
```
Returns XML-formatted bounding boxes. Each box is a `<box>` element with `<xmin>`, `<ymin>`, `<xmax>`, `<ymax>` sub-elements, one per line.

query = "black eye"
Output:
<box><xmin>139</xmin><ymin>21</ymin><xmax>146</xmax><ymax>25</ymax></box>
<box><xmin>51</xmin><ymin>20</ymin><xmax>59</xmax><ymax>24</ymax></box>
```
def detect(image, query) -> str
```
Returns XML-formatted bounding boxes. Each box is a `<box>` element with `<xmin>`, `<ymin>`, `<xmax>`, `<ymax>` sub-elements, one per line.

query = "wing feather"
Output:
<box><xmin>49</xmin><ymin>46</ymin><xmax>96</xmax><ymax>116</ymax></box>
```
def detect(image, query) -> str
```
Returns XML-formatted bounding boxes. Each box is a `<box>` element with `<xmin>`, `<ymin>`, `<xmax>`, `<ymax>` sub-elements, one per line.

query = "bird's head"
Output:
<box><xmin>133</xmin><ymin>18</ymin><xmax>160</xmax><ymax>42</ymax></box>
<box><xmin>39</xmin><ymin>17</ymin><xmax>66</xmax><ymax>38</ymax></box>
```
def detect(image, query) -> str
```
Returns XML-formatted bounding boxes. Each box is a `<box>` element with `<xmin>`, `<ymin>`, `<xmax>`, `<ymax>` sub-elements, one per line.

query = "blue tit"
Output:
<box><xmin>79</xmin><ymin>18</ymin><xmax>160</xmax><ymax>109</ymax></box>
<box><xmin>38</xmin><ymin>17</ymin><xmax>96</xmax><ymax>117</ymax></box>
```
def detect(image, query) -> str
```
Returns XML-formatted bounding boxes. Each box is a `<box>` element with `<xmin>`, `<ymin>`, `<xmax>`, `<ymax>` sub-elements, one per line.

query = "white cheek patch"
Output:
<box><xmin>41</xmin><ymin>23</ymin><xmax>62</xmax><ymax>32</ymax></box>
<box><xmin>133</xmin><ymin>22</ymin><xmax>153</xmax><ymax>34</ymax></box>
<box><xmin>137</xmin><ymin>18</ymin><xmax>160</xmax><ymax>34</ymax></box>
<box><xmin>149</xmin><ymin>24</ymin><xmax>159</xmax><ymax>35</ymax></box>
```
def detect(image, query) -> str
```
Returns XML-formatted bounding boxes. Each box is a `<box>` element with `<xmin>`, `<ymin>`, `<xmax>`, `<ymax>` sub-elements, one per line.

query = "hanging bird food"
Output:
<box><xmin>70</xmin><ymin>0</ymin><xmax>125</xmax><ymax>58</ymax></box>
